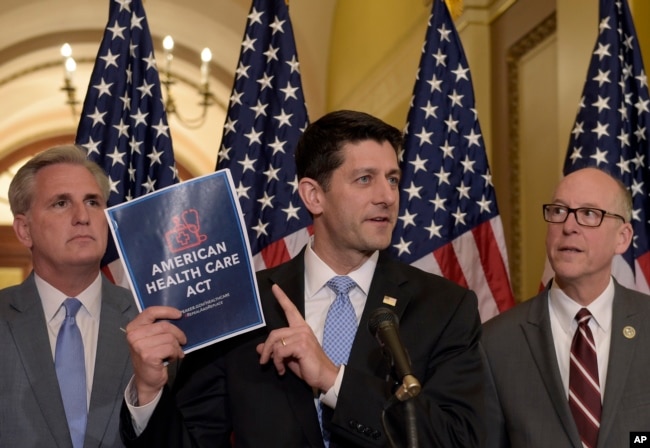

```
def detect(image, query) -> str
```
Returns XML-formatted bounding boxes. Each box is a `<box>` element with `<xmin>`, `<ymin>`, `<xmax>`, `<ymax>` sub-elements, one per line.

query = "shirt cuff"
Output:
<box><xmin>320</xmin><ymin>364</ymin><xmax>345</xmax><ymax>408</ymax></box>
<box><xmin>124</xmin><ymin>375</ymin><xmax>163</xmax><ymax>436</ymax></box>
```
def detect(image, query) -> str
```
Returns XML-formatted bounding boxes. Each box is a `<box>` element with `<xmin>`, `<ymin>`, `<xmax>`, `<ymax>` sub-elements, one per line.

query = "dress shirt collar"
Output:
<box><xmin>35</xmin><ymin>272</ymin><xmax>103</xmax><ymax>322</ymax></box>
<box><xmin>303</xmin><ymin>237</ymin><xmax>378</xmax><ymax>298</ymax></box>
<box><xmin>549</xmin><ymin>276</ymin><xmax>614</xmax><ymax>335</ymax></box>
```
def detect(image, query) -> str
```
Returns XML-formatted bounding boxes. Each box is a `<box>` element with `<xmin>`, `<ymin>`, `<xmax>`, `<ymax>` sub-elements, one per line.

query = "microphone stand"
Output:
<box><xmin>382</xmin><ymin>375</ymin><xmax>421</xmax><ymax>448</ymax></box>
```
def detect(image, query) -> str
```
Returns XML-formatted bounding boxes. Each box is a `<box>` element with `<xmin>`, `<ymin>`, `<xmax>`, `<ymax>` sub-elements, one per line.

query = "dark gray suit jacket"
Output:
<box><xmin>0</xmin><ymin>272</ymin><xmax>137</xmax><ymax>448</ymax></box>
<box><xmin>121</xmin><ymin>249</ymin><xmax>484</xmax><ymax>447</ymax></box>
<box><xmin>481</xmin><ymin>280</ymin><xmax>650</xmax><ymax>448</ymax></box>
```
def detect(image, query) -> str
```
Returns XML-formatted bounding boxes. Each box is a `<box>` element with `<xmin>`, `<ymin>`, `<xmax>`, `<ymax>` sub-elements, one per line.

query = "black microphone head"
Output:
<box><xmin>368</xmin><ymin>307</ymin><xmax>399</xmax><ymax>337</ymax></box>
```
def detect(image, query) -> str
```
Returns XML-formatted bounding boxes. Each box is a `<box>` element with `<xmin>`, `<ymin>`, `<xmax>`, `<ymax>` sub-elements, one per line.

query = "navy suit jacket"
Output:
<box><xmin>482</xmin><ymin>280</ymin><xmax>650</xmax><ymax>448</ymax></box>
<box><xmin>121</xmin><ymin>249</ymin><xmax>484</xmax><ymax>447</ymax></box>
<box><xmin>0</xmin><ymin>272</ymin><xmax>137</xmax><ymax>448</ymax></box>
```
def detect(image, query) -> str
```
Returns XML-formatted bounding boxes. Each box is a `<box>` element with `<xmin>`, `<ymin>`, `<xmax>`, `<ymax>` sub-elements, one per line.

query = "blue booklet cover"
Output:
<box><xmin>105</xmin><ymin>169</ymin><xmax>265</xmax><ymax>353</ymax></box>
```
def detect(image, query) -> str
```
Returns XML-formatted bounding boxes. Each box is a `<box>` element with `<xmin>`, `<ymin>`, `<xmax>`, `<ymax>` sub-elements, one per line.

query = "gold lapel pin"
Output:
<box><xmin>382</xmin><ymin>295</ymin><xmax>397</xmax><ymax>307</ymax></box>
<box><xmin>623</xmin><ymin>326</ymin><xmax>636</xmax><ymax>339</ymax></box>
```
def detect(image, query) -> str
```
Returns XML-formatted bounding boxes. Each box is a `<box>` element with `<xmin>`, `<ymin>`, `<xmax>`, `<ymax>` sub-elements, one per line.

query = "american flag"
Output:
<box><xmin>75</xmin><ymin>0</ymin><xmax>178</xmax><ymax>285</ymax></box>
<box><xmin>389</xmin><ymin>0</ymin><xmax>515</xmax><ymax>321</ymax></box>
<box><xmin>543</xmin><ymin>0</ymin><xmax>650</xmax><ymax>292</ymax></box>
<box><xmin>216</xmin><ymin>0</ymin><xmax>312</xmax><ymax>271</ymax></box>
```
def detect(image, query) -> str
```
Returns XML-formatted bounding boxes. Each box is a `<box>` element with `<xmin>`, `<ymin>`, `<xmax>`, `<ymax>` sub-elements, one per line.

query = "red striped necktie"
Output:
<box><xmin>568</xmin><ymin>308</ymin><xmax>601</xmax><ymax>448</ymax></box>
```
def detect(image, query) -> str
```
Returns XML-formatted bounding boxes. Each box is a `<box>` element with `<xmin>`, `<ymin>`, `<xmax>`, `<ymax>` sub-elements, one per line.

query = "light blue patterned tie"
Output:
<box><xmin>320</xmin><ymin>275</ymin><xmax>358</xmax><ymax>446</ymax></box>
<box><xmin>55</xmin><ymin>298</ymin><xmax>87</xmax><ymax>448</ymax></box>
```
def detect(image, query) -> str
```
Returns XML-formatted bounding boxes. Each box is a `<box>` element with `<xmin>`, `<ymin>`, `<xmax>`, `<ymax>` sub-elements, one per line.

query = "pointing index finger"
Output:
<box><xmin>271</xmin><ymin>284</ymin><xmax>304</xmax><ymax>327</ymax></box>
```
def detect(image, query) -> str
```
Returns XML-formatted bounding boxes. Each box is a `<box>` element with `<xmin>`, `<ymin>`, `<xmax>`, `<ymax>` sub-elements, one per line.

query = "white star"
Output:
<box><xmin>617</xmin><ymin>130</ymin><xmax>630</xmax><ymax>148</ymax></box>
<box><xmin>392</xmin><ymin>237</ymin><xmax>411</xmax><ymax>256</ymax></box>
<box><xmin>415</xmin><ymin>127</ymin><xmax>433</xmax><ymax>146</ymax></box>
<box><xmin>593</xmin><ymin>42</ymin><xmax>611</xmax><ymax>60</ymax></box>
<box><xmin>460</xmin><ymin>155</ymin><xmax>476</xmax><ymax>173</ymax></box>
<box><xmin>83</xmin><ymin>137</ymin><xmax>101</xmax><ymax>156</ymax></box>
<box><xmin>252</xmin><ymin>219</ymin><xmax>269</xmax><ymax>238</ymax></box>
<box><xmin>635</xmin><ymin>98</ymin><xmax>650</xmax><ymax>114</ymax></box>
<box><xmin>108</xmin><ymin>177</ymin><xmax>119</xmax><ymax>196</ymax></box>
<box><xmin>274</xmin><ymin>109</ymin><xmax>293</xmax><ymax>127</ymax></box>
<box><xmin>477</xmin><ymin>195</ymin><xmax>492</xmax><ymax>214</ymax></box>
<box><xmin>87</xmin><ymin>108</ymin><xmax>106</xmax><ymax>126</ymax></box>
<box><xmin>136</xmin><ymin>79</ymin><xmax>154</xmax><ymax>98</ymax></box>
<box><xmin>444</xmin><ymin>115</ymin><xmax>459</xmax><ymax>133</ymax></box>
<box><xmin>269</xmin><ymin>16</ymin><xmax>286</xmax><ymax>35</ymax></box>
<box><xmin>437</xmin><ymin>23</ymin><xmax>452</xmax><ymax>42</ymax></box>
<box><xmin>142</xmin><ymin>52</ymin><xmax>156</xmax><ymax>71</ymax></box>
<box><xmin>631</xmin><ymin>178</ymin><xmax>644</xmax><ymax>197</ymax></box>
<box><xmin>113</xmin><ymin>119</ymin><xmax>129</xmax><ymax>138</ymax></box>
<box><xmin>409</xmin><ymin>155</ymin><xmax>428</xmax><ymax>173</ymax></box>
<box><xmin>448</xmin><ymin>90</ymin><xmax>464</xmax><ymax>107</ymax></box>
<box><xmin>264</xmin><ymin>45</ymin><xmax>279</xmax><ymax>63</ymax></box>
<box><xmin>592</xmin><ymin>95</ymin><xmax>610</xmax><ymax>112</ymax></box>
<box><xmin>264</xmin><ymin>165</ymin><xmax>281</xmax><ymax>182</ymax></box>
<box><xmin>430</xmin><ymin>193</ymin><xmax>446</xmax><ymax>211</ymax></box>
<box><xmin>456</xmin><ymin>181</ymin><xmax>471</xmax><ymax>199</ymax></box>
<box><xmin>129</xmin><ymin>136</ymin><xmax>142</xmax><ymax>154</ymax></box>
<box><xmin>592</xmin><ymin>69</ymin><xmax>611</xmax><ymax>87</ymax></box>
<box><xmin>432</xmin><ymin>48</ymin><xmax>447</xmax><ymax>66</ymax></box>
<box><xmin>244</xmin><ymin>127</ymin><xmax>263</xmax><ymax>145</ymax></box>
<box><xmin>427</xmin><ymin>75</ymin><xmax>443</xmax><ymax>93</ymax></box>
<box><xmin>230</xmin><ymin>90</ymin><xmax>244</xmax><ymax>106</ymax></box>
<box><xmin>589</xmin><ymin>148</ymin><xmax>608</xmax><ymax>166</ymax></box>
<box><xmin>107</xmin><ymin>20</ymin><xmax>126</xmax><ymax>40</ymax></box>
<box><xmin>100</xmin><ymin>50</ymin><xmax>119</xmax><ymax>68</ymax></box>
<box><xmin>238</xmin><ymin>154</ymin><xmax>257</xmax><ymax>173</ymax></box>
<box><xmin>131</xmin><ymin>13</ymin><xmax>144</xmax><ymax>30</ymax></box>
<box><xmin>93</xmin><ymin>78</ymin><xmax>113</xmax><ymax>98</ymax></box>
<box><xmin>435</xmin><ymin>167</ymin><xmax>451</xmax><ymax>185</ymax></box>
<box><xmin>425</xmin><ymin>220</ymin><xmax>442</xmax><ymax>238</ymax></box>
<box><xmin>571</xmin><ymin>121</ymin><xmax>585</xmax><ymax>139</ymax></box>
<box><xmin>257</xmin><ymin>191</ymin><xmax>275</xmax><ymax>210</ymax></box>
<box><xmin>636</xmin><ymin>70</ymin><xmax>648</xmax><ymax>88</ymax></box>
<box><xmin>282</xmin><ymin>202</ymin><xmax>301</xmax><ymax>221</ymax></box>
<box><xmin>280</xmin><ymin>82</ymin><xmax>299</xmax><ymax>100</ymax></box>
<box><xmin>152</xmin><ymin>119</ymin><xmax>169</xmax><ymax>138</ymax></box>
<box><xmin>452</xmin><ymin>206</ymin><xmax>467</xmax><ymax>226</ymax></box>
<box><xmin>248</xmin><ymin>7</ymin><xmax>263</xmax><ymax>25</ymax></box>
<box><xmin>399</xmin><ymin>209</ymin><xmax>417</xmax><ymax>228</ymax></box>
<box><xmin>130</xmin><ymin>108</ymin><xmax>148</xmax><ymax>127</ymax></box>
<box><xmin>147</xmin><ymin>147</ymin><xmax>164</xmax><ymax>165</ymax></box>
<box><xmin>464</xmin><ymin>129</ymin><xmax>482</xmax><ymax>147</ymax></box>
<box><xmin>235</xmin><ymin>181</ymin><xmax>251</xmax><ymax>199</ymax></box>
<box><xmin>141</xmin><ymin>175</ymin><xmax>156</xmax><ymax>193</ymax></box>
<box><xmin>482</xmin><ymin>171</ymin><xmax>494</xmax><ymax>187</ymax></box>
<box><xmin>592</xmin><ymin>122</ymin><xmax>609</xmax><ymax>139</ymax></box>
<box><xmin>250</xmin><ymin>100</ymin><xmax>268</xmax><ymax>118</ymax></box>
<box><xmin>420</xmin><ymin>101</ymin><xmax>438</xmax><ymax>119</ymax></box>
<box><xmin>241</xmin><ymin>34</ymin><xmax>257</xmax><ymax>52</ymax></box>
<box><xmin>115</xmin><ymin>0</ymin><xmax>131</xmax><ymax>13</ymax></box>
<box><xmin>286</xmin><ymin>55</ymin><xmax>300</xmax><ymax>73</ymax></box>
<box><xmin>107</xmin><ymin>148</ymin><xmax>126</xmax><ymax>166</ymax></box>
<box><xmin>235</xmin><ymin>62</ymin><xmax>250</xmax><ymax>80</ymax></box>
<box><xmin>635</xmin><ymin>125</ymin><xmax>647</xmax><ymax>142</ymax></box>
<box><xmin>404</xmin><ymin>182</ymin><xmax>422</xmax><ymax>200</ymax></box>
<box><xmin>257</xmin><ymin>72</ymin><xmax>274</xmax><ymax>91</ymax></box>
<box><xmin>268</xmin><ymin>137</ymin><xmax>286</xmax><ymax>155</ymax></box>
<box><xmin>223</xmin><ymin>117</ymin><xmax>237</xmax><ymax>135</ymax></box>
<box><xmin>616</xmin><ymin>156</ymin><xmax>631</xmax><ymax>174</ymax></box>
<box><xmin>440</xmin><ymin>140</ymin><xmax>455</xmax><ymax>159</ymax></box>
<box><xmin>452</xmin><ymin>64</ymin><xmax>469</xmax><ymax>82</ymax></box>
<box><xmin>569</xmin><ymin>146</ymin><xmax>582</xmax><ymax>164</ymax></box>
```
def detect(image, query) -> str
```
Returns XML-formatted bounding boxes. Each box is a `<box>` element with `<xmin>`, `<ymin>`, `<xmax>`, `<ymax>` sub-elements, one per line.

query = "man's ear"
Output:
<box><xmin>13</xmin><ymin>215</ymin><xmax>33</xmax><ymax>249</ymax></box>
<box><xmin>614</xmin><ymin>222</ymin><xmax>633</xmax><ymax>255</ymax></box>
<box><xmin>297</xmin><ymin>177</ymin><xmax>324</xmax><ymax>216</ymax></box>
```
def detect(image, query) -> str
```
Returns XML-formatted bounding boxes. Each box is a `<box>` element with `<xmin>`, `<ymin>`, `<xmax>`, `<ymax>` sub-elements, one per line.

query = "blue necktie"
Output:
<box><xmin>55</xmin><ymin>298</ymin><xmax>87</xmax><ymax>448</ymax></box>
<box><xmin>320</xmin><ymin>275</ymin><xmax>358</xmax><ymax>446</ymax></box>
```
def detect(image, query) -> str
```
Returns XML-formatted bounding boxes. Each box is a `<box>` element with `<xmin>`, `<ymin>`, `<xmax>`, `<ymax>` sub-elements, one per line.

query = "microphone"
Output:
<box><xmin>368</xmin><ymin>307</ymin><xmax>421</xmax><ymax>401</ymax></box>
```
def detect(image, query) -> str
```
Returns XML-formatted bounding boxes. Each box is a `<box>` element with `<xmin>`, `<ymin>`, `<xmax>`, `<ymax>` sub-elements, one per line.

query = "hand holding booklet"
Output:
<box><xmin>105</xmin><ymin>169</ymin><xmax>265</xmax><ymax>353</ymax></box>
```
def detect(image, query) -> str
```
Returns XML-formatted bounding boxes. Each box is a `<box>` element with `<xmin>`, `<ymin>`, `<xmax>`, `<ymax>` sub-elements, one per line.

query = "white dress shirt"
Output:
<box><xmin>36</xmin><ymin>272</ymin><xmax>103</xmax><ymax>407</ymax></box>
<box><xmin>548</xmin><ymin>277</ymin><xmax>614</xmax><ymax>401</ymax></box>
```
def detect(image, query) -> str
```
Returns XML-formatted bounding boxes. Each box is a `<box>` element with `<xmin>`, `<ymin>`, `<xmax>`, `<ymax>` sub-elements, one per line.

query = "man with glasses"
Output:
<box><xmin>481</xmin><ymin>167</ymin><xmax>650</xmax><ymax>448</ymax></box>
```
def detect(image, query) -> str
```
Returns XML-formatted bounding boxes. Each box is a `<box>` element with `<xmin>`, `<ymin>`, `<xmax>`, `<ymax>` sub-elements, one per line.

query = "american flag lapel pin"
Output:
<box><xmin>382</xmin><ymin>295</ymin><xmax>397</xmax><ymax>307</ymax></box>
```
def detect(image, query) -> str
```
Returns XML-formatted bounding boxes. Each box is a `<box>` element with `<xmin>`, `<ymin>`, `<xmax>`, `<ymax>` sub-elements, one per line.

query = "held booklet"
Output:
<box><xmin>105</xmin><ymin>169</ymin><xmax>265</xmax><ymax>353</ymax></box>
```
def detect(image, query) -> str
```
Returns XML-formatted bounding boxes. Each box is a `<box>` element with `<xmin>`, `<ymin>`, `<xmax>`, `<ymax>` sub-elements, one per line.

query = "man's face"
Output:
<box><xmin>14</xmin><ymin>163</ymin><xmax>108</xmax><ymax>275</ymax></box>
<box><xmin>545</xmin><ymin>168</ymin><xmax>632</xmax><ymax>291</ymax></box>
<box><xmin>313</xmin><ymin>140</ymin><xmax>401</xmax><ymax>259</ymax></box>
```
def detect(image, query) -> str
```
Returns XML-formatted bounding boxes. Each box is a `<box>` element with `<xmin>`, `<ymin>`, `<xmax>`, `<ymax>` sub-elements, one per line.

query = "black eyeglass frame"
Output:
<box><xmin>542</xmin><ymin>203</ymin><xmax>626</xmax><ymax>227</ymax></box>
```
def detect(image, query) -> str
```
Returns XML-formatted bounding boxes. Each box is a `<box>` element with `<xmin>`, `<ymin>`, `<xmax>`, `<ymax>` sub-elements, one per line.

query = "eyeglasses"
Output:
<box><xmin>542</xmin><ymin>204</ymin><xmax>626</xmax><ymax>227</ymax></box>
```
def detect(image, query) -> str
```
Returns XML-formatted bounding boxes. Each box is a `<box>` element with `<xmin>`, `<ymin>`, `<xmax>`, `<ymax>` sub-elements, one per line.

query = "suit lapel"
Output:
<box><xmin>521</xmin><ymin>291</ymin><xmax>582</xmax><ymax>447</ymax></box>
<box><xmin>8</xmin><ymin>275</ymin><xmax>72</xmax><ymax>448</ymax></box>
<box><xmin>598</xmin><ymin>285</ymin><xmax>639</xmax><ymax>447</ymax></box>
<box><xmin>268</xmin><ymin>253</ymin><xmax>325</xmax><ymax>447</ymax></box>
<box><xmin>85</xmin><ymin>279</ymin><xmax>134</xmax><ymax>447</ymax></box>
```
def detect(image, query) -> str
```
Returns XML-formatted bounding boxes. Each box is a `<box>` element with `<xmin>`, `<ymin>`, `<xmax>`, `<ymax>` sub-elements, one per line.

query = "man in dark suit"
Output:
<box><xmin>482</xmin><ymin>167</ymin><xmax>650</xmax><ymax>448</ymax></box>
<box><xmin>120</xmin><ymin>110</ymin><xmax>484</xmax><ymax>447</ymax></box>
<box><xmin>0</xmin><ymin>145</ymin><xmax>136</xmax><ymax>447</ymax></box>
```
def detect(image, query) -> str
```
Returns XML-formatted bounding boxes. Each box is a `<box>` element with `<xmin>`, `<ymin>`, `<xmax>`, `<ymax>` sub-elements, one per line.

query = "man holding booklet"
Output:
<box><xmin>120</xmin><ymin>110</ymin><xmax>485</xmax><ymax>447</ymax></box>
